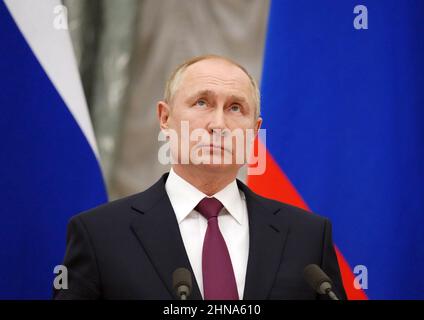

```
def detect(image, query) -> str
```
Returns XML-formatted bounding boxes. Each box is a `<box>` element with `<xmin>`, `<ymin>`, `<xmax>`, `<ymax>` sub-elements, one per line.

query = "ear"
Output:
<box><xmin>254</xmin><ymin>116</ymin><xmax>263</xmax><ymax>137</ymax></box>
<box><xmin>157</xmin><ymin>101</ymin><xmax>171</xmax><ymax>130</ymax></box>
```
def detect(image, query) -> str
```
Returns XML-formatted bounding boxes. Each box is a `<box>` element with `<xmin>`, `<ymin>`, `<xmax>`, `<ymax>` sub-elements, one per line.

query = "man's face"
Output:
<box><xmin>160</xmin><ymin>58</ymin><xmax>262</xmax><ymax>172</ymax></box>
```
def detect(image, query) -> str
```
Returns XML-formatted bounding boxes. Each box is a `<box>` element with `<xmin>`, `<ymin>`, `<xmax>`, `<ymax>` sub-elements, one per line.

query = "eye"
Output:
<box><xmin>194</xmin><ymin>99</ymin><xmax>207</xmax><ymax>108</ymax></box>
<box><xmin>229</xmin><ymin>104</ymin><xmax>241</xmax><ymax>113</ymax></box>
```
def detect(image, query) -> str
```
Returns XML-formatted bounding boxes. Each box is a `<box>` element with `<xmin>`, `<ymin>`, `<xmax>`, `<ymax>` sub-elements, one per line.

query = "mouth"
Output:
<box><xmin>198</xmin><ymin>144</ymin><xmax>230</xmax><ymax>152</ymax></box>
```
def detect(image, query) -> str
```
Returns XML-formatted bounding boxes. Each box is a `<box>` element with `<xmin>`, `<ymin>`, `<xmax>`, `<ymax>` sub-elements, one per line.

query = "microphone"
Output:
<box><xmin>303</xmin><ymin>264</ymin><xmax>340</xmax><ymax>300</ymax></box>
<box><xmin>172</xmin><ymin>267</ymin><xmax>192</xmax><ymax>300</ymax></box>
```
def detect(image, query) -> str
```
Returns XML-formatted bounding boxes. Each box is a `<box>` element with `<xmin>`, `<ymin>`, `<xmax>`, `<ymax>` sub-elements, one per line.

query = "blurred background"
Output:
<box><xmin>64</xmin><ymin>0</ymin><xmax>270</xmax><ymax>199</ymax></box>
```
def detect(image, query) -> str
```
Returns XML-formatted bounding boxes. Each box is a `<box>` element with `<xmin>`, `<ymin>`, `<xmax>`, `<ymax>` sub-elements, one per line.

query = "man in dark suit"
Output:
<box><xmin>54</xmin><ymin>55</ymin><xmax>346</xmax><ymax>300</ymax></box>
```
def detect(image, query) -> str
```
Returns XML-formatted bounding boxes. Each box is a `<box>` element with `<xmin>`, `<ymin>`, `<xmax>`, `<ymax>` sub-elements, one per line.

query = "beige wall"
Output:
<box><xmin>67</xmin><ymin>0</ymin><xmax>270</xmax><ymax>199</ymax></box>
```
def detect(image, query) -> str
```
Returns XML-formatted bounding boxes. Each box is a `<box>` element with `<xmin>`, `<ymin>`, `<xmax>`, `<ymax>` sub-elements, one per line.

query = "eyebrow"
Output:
<box><xmin>229</xmin><ymin>94</ymin><xmax>248</xmax><ymax>104</ymax></box>
<box><xmin>185</xmin><ymin>90</ymin><xmax>216</xmax><ymax>102</ymax></box>
<box><xmin>185</xmin><ymin>90</ymin><xmax>248</xmax><ymax>105</ymax></box>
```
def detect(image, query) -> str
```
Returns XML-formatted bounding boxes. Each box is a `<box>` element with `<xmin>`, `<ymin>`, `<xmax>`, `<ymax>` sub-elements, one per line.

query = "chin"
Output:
<box><xmin>195</xmin><ymin>161</ymin><xmax>242</xmax><ymax>173</ymax></box>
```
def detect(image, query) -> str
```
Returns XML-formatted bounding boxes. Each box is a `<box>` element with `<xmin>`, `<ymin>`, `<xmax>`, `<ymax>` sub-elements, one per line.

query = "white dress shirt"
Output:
<box><xmin>165</xmin><ymin>168</ymin><xmax>249</xmax><ymax>299</ymax></box>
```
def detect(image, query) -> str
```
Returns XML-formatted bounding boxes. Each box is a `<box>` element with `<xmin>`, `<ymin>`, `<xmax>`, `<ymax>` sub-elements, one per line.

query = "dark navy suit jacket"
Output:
<box><xmin>54</xmin><ymin>173</ymin><xmax>347</xmax><ymax>300</ymax></box>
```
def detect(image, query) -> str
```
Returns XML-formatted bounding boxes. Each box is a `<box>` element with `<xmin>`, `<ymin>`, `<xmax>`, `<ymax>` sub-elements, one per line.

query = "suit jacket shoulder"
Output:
<box><xmin>55</xmin><ymin>173</ymin><xmax>347</xmax><ymax>300</ymax></box>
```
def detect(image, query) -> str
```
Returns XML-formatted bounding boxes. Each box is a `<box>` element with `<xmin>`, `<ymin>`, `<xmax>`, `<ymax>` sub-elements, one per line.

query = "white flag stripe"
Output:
<box><xmin>4</xmin><ymin>0</ymin><xmax>100</xmax><ymax>158</ymax></box>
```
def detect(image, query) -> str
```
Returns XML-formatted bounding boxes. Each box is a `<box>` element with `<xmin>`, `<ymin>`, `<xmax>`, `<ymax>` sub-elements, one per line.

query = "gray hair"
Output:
<box><xmin>164</xmin><ymin>54</ymin><xmax>261</xmax><ymax>118</ymax></box>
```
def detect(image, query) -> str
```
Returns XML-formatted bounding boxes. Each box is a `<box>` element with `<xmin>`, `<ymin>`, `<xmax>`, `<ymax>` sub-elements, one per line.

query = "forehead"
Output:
<box><xmin>177</xmin><ymin>59</ymin><xmax>253</xmax><ymax>98</ymax></box>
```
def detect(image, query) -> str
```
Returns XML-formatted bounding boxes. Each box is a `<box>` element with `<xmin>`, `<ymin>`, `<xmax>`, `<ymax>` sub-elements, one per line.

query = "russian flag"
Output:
<box><xmin>249</xmin><ymin>0</ymin><xmax>424</xmax><ymax>299</ymax></box>
<box><xmin>0</xmin><ymin>0</ymin><xmax>107</xmax><ymax>298</ymax></box>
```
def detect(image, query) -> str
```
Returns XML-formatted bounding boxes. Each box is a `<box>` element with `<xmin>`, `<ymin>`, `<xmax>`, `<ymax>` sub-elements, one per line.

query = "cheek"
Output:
<box><xmin>166</xmin><ymin>118</ymin><xmax>180</xmax><ymax>135</ymax></box>
<box><xmin>227</xmin><ymin>116</ymin><xmax>256</xmax><ymax>131</ymax></box>
<box><xmin>180</xmin><ymin>113</ymin><xmax>209</xmax><ymax>131</ymax></box>
<box><xmin>171</xmin><ymin>117</ymin><xmax>209</xmax><ymax>146</ymax></box>
<box><xmin>176</xmin><ymin>106</ymin><xmax>202</xmax><ymax>121</ymax></box>
<box><xmin>168</xmin><ymin>112</ymin><xmax>190</xmax><ymax>131</ymax></box>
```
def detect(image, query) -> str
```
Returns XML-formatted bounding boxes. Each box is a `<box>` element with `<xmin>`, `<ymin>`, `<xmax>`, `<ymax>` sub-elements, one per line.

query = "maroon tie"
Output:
<box><xmin>195</xmin><ymin>197</ymin><xmax>239</xmax><ymax>300</ymax></box>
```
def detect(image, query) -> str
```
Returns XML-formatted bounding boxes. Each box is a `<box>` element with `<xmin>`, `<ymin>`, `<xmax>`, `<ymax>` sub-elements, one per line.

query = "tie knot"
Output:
<box><xmin>195</xmin><ymin>197</ymin><xmax>223</xmax><ymax>220</ymax></box>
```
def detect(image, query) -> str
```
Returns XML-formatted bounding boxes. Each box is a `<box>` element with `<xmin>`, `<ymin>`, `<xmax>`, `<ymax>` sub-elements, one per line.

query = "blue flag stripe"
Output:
<box><xmin>0</xmin><ymin>1</ymin><xmax>107</xmax><ymax>298</ymax></box>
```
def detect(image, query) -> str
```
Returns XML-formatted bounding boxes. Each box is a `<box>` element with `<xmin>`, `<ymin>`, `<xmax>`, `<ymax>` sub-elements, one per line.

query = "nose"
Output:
<box><xmin>207</xmin><ymin>108</ymin><xmax>227</xmax><ymax>135</ymax></box>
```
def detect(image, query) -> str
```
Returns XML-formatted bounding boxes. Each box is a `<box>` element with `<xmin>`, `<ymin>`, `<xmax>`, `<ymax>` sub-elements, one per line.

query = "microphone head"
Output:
<box><xmin>172</xmin><ymin>267</ymin><xmax>192</xmax><ymax>298</ymax></box>
<box><xmin>303</xmin><ymin>264</ymin><xmax>333</xmax><ymax>295</ymax></box>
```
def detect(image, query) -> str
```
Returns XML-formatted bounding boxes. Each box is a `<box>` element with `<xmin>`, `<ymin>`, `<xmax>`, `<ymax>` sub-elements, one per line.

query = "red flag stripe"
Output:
<box><xmin>247</xmin><ymin>138</ymin><xmax>367</xmax><ymax>300</ymax></box>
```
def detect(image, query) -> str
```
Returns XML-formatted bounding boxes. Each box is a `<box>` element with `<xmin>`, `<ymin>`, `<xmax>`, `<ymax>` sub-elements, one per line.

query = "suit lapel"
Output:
<box><xmin>128</xmin><ymin>173</ymin><xmax>289</xmax><ymax>300</ymax></box>
<box><xmin>238</xmin><ymin>181</ymin><xmax>290</xmax><ymax>300</ymax></box>
<box><xmin>130</xmin><ymin>173</ymin><xmax>203</xmax><ymax>300</ymax></box>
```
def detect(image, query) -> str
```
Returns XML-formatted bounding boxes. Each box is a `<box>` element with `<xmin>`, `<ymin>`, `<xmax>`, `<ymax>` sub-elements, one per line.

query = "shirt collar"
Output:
<box><xmin>165</xmin><ymin>168</ymin><xmax>245</xmax><ymax>225</ymax></box>
<box><xmin>213</xmin><ymin>178</ymin><xmax>245</xmax><ymax>226</ymax></box>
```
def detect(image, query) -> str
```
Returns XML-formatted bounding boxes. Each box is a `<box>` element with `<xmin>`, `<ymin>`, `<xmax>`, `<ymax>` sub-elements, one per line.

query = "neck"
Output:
<box><xmin>172</xmin><ymin>164</ymin><xmax>239</xmax><ymax>196</ymax></box>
